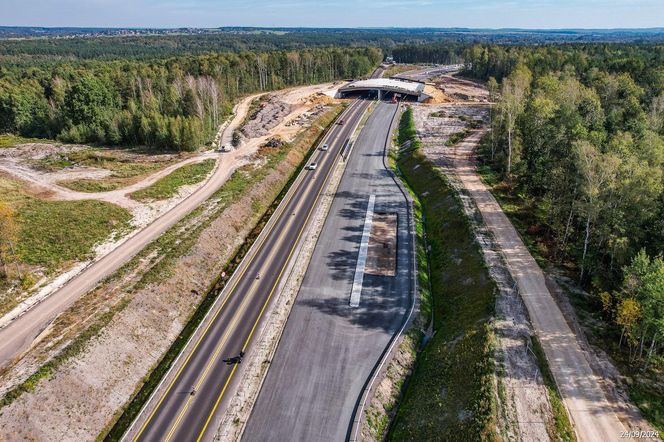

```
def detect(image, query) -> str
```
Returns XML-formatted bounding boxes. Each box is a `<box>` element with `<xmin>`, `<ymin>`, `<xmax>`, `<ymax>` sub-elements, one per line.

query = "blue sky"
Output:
<box><xmin>2</xmin><ymin>0</ymin><xmax>663</xmax><ymax>28</ymax></box>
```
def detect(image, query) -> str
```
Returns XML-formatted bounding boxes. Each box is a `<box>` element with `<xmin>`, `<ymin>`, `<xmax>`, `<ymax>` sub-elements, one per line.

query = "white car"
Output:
<box><xmin>306</xmin><ymin>162</ymin><xmax>318</xmax><ymax>170</ymax></box>
<box><xmin>320</xmin><ymin>144</ymin><xmax>329</xmax><ymax>151</ymax></box>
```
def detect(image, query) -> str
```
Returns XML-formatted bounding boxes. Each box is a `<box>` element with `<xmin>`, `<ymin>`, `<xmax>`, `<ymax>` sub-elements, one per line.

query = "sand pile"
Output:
<box><xmin>422</xmin><ymin>84</ymin><xmax>452</xmax><ymax>104</ymax></box>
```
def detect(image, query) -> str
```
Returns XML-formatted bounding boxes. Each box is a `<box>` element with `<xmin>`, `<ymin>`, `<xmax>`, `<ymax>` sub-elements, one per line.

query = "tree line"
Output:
<box><xmin>466</xmin><ymin>43</ymin><xmax>664</xmax><ymax>367</ymax></box>
<box><xmin>0</xmin><ymin>47</ymin><xmax>382</xmax><ymax>151</ymax></box>
<box><xmin>391</xmin><ymin>42</ymin><xmax>465</xmax><ymax>65</ymax></box>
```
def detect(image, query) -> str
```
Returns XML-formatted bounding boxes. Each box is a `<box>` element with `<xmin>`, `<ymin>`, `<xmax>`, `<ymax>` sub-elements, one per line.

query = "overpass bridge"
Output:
<box><xmin>337</xmin><ymin>78</ymin><xmax>430</xmax><ymax>102</ymax></box>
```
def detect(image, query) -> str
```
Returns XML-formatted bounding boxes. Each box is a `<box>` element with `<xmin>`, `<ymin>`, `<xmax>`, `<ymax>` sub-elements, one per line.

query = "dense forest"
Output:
<box><xmin>0</xmin><ymin>32</ymin><xmax>399</xmax><ymax>63</ymax></box>
<box><xmin>391</xmin><ymin>42</ymin><xmax>465</xmax><ymax>65</ymax></box>
<box><xmin>461</xmin><ymin>44</ymin><xmax>664</xmax><ymax>371</ymax></box>
<box><xmin>0</xmin><ymin>47</ymin><xmax>381</xmax><ymax>150</ymax></box>
<box><xmin>2</xmin><ymin>28</ymin><xmax>664</xmax><ymax>63</ymax></box>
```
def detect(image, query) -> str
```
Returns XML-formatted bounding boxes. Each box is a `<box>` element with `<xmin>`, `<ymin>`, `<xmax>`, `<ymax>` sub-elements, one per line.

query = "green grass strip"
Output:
<box><xmin>129</xmin><ymin>159</ymin><xmax>216</xmax><ymax>202</ymax></box>
<box><xmin>387</xmin><ymin>108</ymin><xmax>498</xmax><ymax>441</ymax></box>
<box><xmin>530</xmin><ymin>336</ymin><xmax>576</xmax><ymax>441</ymax></box>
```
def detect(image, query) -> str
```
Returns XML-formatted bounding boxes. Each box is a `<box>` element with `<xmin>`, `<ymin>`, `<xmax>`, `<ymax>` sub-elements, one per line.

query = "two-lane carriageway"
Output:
<box><xmin>126</xmin><ymin>99</ymin><xmax>369</xmax><ymax>442</ymax></box>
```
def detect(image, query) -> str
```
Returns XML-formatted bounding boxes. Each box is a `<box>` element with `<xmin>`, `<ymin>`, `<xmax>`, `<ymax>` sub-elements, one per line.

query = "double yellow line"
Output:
<box><xmin>131</xmin><ymin>101</ymin><xmax>364</xmax><ymax>442</ymax></box>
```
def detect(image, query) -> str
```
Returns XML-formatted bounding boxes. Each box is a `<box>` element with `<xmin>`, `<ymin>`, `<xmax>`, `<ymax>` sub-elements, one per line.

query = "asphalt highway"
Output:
<box><xmin>243</xmin><ymin>102</ymin><xmax>413</xmax><ymax>442</ymax></box>
<box><xmin>127</xmin><ymin>99</ymin><xmax>370</xmax><ymax>442</ymax></box>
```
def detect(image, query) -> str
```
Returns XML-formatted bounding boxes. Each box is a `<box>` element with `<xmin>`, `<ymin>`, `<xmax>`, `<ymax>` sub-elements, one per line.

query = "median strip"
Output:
<box><xmin>350</xmin><ymin>194</ymin><xmax>375</xmax><ymax>308</ymax></box>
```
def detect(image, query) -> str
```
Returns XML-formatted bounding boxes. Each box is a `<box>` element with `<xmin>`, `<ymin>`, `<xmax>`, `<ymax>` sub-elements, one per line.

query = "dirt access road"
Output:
<box><xmin>0</xmin><ymin>92</ymin><xmax>265</xmax><ymax>369</ymax></box>
<box><xmin>0</xmin><ymin>151</ymin><xmax>217</xmax><ymax>210</ymax></box>
<box><xmin>447</xmin><ymin>130</ymin><xmax>626</xmax><ymax>442</ymax></box>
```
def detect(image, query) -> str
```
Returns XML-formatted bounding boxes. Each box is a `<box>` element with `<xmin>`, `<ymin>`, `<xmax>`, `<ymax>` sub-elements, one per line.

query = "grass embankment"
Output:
<box><xmin>387</xmin><ymin>108</ymin><xmax>498</xmax><ymax>441</ymax></box>
<box><xmin>0</xmin><ymin>175</ymin><xmax>131</xmax><ymax>315</ymax></box>
<box><xmin>102</xmin><ymin>104</ymin><xmax>344</xmax><ymax>441</ymax></box>
<box><xmin>0</xmin><ymin>134</ymin><xmax>47</xmax><ymax>147</ymax></box>
<box><xmin>0</xmin><ymin>175</ymin><xmax>131</xmax><ymax>272</ymax></box>
<box><xmin>475</xmin><ymin>135</ymin><xmax>663</xmax><ymax>433</ymax></box>
<box><xmin>40</xmin><ymin>149</ymin><xmax>173</xmax><ymax>193</ymax></box>
<box><xmin>129</xmin><ymin>159</ymin><xmax>215</xmax><ymax>202</ymax></box>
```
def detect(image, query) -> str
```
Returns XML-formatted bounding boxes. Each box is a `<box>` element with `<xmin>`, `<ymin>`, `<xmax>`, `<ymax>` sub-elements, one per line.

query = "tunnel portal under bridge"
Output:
<box><xmin>337</xmin><ymin>78</ymin><xmax>430</xmax><ymax>102</ymax></box>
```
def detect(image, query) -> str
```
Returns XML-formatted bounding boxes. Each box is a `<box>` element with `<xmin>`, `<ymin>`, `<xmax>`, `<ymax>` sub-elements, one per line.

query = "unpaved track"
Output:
<box><xmin>0</xmin><ymin>153</ymin><xmax>217</xmax><ymax>209</ymax></box>
<box><xmin>0</xmin><ymin>93</ymin><xmax>267</xmax><ymax>369</ymax></box>
<box><xmin>445</xmin><ymin>130</ymin><xmax>625</xmax><ymax>442</ymax></box>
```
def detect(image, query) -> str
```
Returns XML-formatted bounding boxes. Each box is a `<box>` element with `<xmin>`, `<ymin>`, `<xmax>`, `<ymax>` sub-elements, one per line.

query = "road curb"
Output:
<box><xmin>214</xmin><ymin>101</ymin><xmax>370</xmax><ymax>442</ymax></box>
<box><xmin>348</xmin><ymin>102</ymin><xmax>419</xmax><ymax>442</ymax></box>
<box><xmin>119</xmin><ymin>102</ymin><xmax>359</xmax><ymax>442</ymax></box>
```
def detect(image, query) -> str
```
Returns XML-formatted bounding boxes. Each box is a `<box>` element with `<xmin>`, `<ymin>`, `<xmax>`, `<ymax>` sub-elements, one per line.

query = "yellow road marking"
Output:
<box><xmin>195</xmin><ymin>364</ymin><xmax>239</xmax><ymax>442</ymax></box>
<box><xmin>163</xmin><ymin>234</ymin><xmax>290</xmax><ymax>441</ymax></box>
<box><xmin>132</xmin><ymin>101</ymin><xmax>360</xmax><ymax>442</ymax></box>
<box><xmin>195</xmin><ymin>101</ymin><xmax>369</xmax><ymax>441</ymax></box>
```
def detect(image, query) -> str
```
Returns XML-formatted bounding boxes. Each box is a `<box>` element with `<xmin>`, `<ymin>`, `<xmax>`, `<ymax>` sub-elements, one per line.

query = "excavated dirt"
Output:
<box><xmin>422</xmin><ymin>84</ymin><xmax>453</xmax><ymax>104</ymax></box>
<box><xmin>241</xmin><ymin>97</ymin><xmax>292</xmax><ymax>139</ymax></box>
<box><xmin>365</xmin><ymin>213</ymin><xmax>397</xmax><ymax>277</ymax></box>
<box><xmin>413</xmin><ymin>104</ymin><xmax>488</xmax><ymax>147</ymax></box>
<box><xmin>433</xmin><ymin>74</ymin><xmax>490</xmax><ymax>103</ymax></box>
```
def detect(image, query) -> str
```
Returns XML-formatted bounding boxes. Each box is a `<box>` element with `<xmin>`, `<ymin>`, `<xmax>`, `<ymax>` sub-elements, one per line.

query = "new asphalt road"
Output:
<box><xmin>126</xmin><ymin>100</ymin><xmax>371</xmax><ymax>442</ymax></box>
<box><xmin>243</xmin><ymin>102</ymin><xmax>414</xmax><ymax>442</ymax></box>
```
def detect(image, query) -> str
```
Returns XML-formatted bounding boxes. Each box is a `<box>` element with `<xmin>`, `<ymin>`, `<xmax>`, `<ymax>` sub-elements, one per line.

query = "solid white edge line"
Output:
<box><xmin>120</xmin><ymin>101</ymin><xmax>358</xmax><ymax>442</ymax></box>
<box><xmin>351</xmin><ymin>102</ymin><xmax>417</xmax><ymax>442</ymax></box>
<box><xmin>349</xmin><ymin>194</ymin><xmax>375</xmax><ymax>308</ymax></box>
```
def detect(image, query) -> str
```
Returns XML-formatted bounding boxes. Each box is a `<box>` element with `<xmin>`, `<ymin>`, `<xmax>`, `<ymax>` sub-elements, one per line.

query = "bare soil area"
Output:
<box><xmin>241</xmin><ymin>97</ymin><xmax>292</xmax><ymax>139</ymax></box>
<box><xmin>413</xmin><ymin>103</ymin><xmax>488</xmax><ymax>147</ymax></box>
<box><xmin>433</xmin><ymin>74</ymin><xmax>490</xmax><ymax>103</ymax></box>
<box><xmin>422</xmin><ymin>84</ymin><xmax>453</xmax><ymax>104</ymax></box>
<box><xmin>366</xmin><ymin>213</ymin><xmax>397</xmax><ymax>277</ymax></box>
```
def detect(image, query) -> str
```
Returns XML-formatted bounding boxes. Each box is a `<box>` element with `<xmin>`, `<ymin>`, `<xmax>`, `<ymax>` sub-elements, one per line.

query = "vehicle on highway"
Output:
<box><xmin>223</xmin><ymin>351</ymin><xmax>245</xmax><ymax>365</ymax></box>
<box><xmin>320</xmin><ymin>143</ymin><xmax>329</xmax><ymax>151</ymax></box>
<box><xmin>337</xmin><ymin>119</ymin><xmax>344</xmax><ymax>125</ymax></box>
<box><xmin>306</xmin><ymin>162</ymin><xmax>318</xmax><ymax>170</ymax></box>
